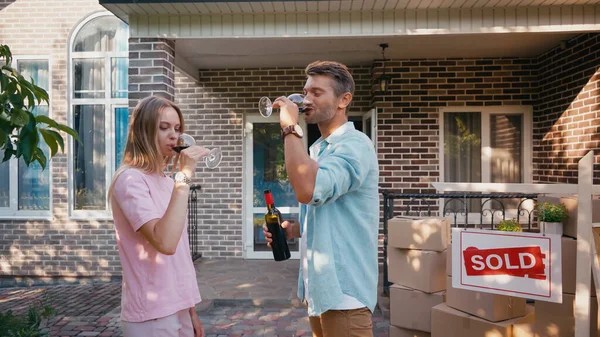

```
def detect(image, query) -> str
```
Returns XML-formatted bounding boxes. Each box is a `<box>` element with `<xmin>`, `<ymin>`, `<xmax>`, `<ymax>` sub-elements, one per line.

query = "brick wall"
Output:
<box><xmin>373</xmin><ymin>58</ymin><xmax>537</xmax><ymax>194</ymax></box>
<box><xmin>534</xmin><ymin>33</ymin><xmax>600</xmax><ymax>184</ymax></box>
<box><xmin>128</xmin><ymin>38</ymin><xmax>176</xmax><ymax>105</ymax></box>
<box><xmin>174</xmin><ymin>66</ymin><xmax>372</xmax><ymax>258</ymax></box>
<box><xmin>0</xmin><ymin>0</ymin><xmax>15</xmax><ymax>11</ymax></box>
<box><xmin>0</xmin><ymin>0</ymin><xmax>118</xmax><ymax>286</ymax></box>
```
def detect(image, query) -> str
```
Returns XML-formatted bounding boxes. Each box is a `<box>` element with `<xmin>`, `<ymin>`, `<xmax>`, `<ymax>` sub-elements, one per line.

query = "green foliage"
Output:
<box><xmin>0</xmin><ymin>44</ymin><xmax>80</xmax><ymax>169</ymax></box>
<box><xmin>497</xmin><ymin>218</ymin><xmax>522</xmax><ymax>232</ymax></box>
<box><xmin>0</xmin><ymin>296</ymin><xmax>55</xmax><ymax>337</ymax></box>
<box><xmin>444</xmin><ymin>117</ymin><xmax>481</xmax><ymax>156</ymax></box>
<box><xmin>537</xmin><ymin>202</ymin><xmax>569</xmax><ymax>223</ymax></box>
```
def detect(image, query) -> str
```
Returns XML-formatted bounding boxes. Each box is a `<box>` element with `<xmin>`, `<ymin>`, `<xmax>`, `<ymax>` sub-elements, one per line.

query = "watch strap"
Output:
<box><xmin>281</xmin><ymin>125</ymin><xmax>301</xmax><ymax>139</ymax></box>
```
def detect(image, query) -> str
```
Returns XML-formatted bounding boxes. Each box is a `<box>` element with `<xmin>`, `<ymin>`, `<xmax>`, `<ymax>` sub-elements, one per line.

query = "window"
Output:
<box><xmin>439</xmin><ymin>106</ymin><xmax>532</xmax><ymax>219</ymax></box>
<box><xmin>68</xmin><ymin>12</ymin><xmax>128</xmax><ymax>217</ymax></box>
<box><xmin>0</xmin><ymin>57</ymin><xmax>51</xmax><ymax>218</ymax></box>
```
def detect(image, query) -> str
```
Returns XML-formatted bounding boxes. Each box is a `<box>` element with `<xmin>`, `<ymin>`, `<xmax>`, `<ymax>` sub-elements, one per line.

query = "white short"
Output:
<box><xmin>121</xmin><ymin>308</ymin><xmax>193</xmax><ymax>337</ymax></box>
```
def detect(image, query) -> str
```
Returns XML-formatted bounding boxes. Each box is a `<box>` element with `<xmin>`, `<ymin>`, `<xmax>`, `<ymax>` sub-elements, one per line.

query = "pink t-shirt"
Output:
<box><xmin>111</xmin><ymin>168</ymin><xmax>201</xmax><ymax>323</ymax></box>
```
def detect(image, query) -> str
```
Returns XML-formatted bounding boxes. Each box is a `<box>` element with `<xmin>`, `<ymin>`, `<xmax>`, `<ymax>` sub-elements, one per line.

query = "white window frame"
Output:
<box><xmin>67</xmin><ymin>11</ymin><xmax>128</xmax><ymax>220</ymax></box>
<box><xmin>0</xmin><ymin>55</ymin><xmax>53</xmax><ymax>220</ymax></box>
<box><xmin>438</xmin><ymin>106</ymin><xmax>533</xmax><ymax>223</ymax></box>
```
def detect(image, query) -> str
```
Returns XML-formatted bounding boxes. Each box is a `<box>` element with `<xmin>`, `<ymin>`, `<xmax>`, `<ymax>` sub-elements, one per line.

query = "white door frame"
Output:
<box><xmin>242</xmin><ymin>114</ymin><xmax>306</xmax><ymax>259</ymax></box>
<box><xmin>361</xmin><ymin>108</ymin><xmax>376</xmax><ymax>148</ymax></box>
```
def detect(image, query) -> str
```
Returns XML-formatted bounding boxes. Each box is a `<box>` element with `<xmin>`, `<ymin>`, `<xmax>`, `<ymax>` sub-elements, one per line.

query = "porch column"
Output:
<box><xmin>128</xmin><ymin>38</ymin><xmax>176</xmax><ymax>109</ymax></box>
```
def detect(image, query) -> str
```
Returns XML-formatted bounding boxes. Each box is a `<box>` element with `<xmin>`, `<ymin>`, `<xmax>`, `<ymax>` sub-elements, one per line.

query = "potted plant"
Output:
<box><xmin>497</xmin><ymin>218</ymin><xmax>522</xmax><ymax>232</ymax></box>
<box><xmin>537</xmin><ymin>202</ymin><xmax>568</xmax><ymax>236</ymax></box>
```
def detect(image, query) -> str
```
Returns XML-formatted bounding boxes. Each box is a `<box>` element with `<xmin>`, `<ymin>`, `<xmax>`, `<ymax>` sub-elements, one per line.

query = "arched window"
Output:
<box><xmin>69</xmin><ymin>12</ymin><xmax>128</xmax><ymax>216</ymax></box>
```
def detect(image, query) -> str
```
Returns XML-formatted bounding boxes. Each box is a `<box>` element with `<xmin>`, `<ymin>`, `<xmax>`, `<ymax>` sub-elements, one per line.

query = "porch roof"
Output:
<box><xmin>100</xmin><ymin>0</ymin><xmax>600</xmax><ymax>19</ymax></box>
<box><xmin>101</xmin><ymin>1</ymin><xmax>600</xmax><ymax>73</ymax></box>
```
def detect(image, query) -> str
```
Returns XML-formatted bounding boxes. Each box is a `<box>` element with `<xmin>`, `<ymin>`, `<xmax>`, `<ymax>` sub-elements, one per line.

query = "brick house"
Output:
<box><xmin>0</xmin><ymin>0</ymin><xmax>599</xmax><ymax>286</ymax></box>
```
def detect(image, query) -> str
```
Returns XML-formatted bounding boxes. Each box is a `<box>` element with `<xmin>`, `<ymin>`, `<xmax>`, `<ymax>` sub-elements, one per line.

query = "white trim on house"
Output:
<box><xmin>67</xmin><ymin>11</ymin><xmax>129</xmax><ymax>220</ymax></box>
<box><xmin>128</xmin><ymin>5</ymin><xmax>600</xmax><ymax>38</ymax></box>
<box><xmin>242</xmin><ymin>114</ymin><xmax>305</xmax><ymax>259</ymax></box>
<box><xmin>0</xmin><ymin>55</ymin><xmax>53</xmax><ymax>220</ymax></box>
<box><xmin>438</xmin><ymin>105</ymin><xmax>533</xmax><ymax>224</ymax></box>
<box><xmin>439</xmin><ymin>105</ymin><xmax>533</xmax><ymax>184</ymax></box>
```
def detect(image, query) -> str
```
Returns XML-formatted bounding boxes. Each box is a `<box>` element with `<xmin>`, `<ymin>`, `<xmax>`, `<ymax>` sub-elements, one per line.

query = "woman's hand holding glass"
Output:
<box><xmin>173</xmin><ymin>133</ymin><xmax>222</xmax><ymax>177</ymax></box>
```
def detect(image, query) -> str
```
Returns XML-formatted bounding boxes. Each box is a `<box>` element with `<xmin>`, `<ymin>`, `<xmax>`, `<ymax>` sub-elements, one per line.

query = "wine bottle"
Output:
<box><xmin>264</xmin><ymin>189</ymin><xmax>291</xmax><ymax>261</ymax></box>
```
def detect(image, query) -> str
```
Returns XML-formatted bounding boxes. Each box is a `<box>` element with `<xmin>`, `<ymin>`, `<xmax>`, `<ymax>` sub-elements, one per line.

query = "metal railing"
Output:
<box><xmin>188</xmin><ymin>185</ymin><xmax>202</xmax><ymax>261</ymax></box>
<box><xmin>381</xmin><ymin>189</ymin><xmax>539</xmax><ymax>295</ymax></box>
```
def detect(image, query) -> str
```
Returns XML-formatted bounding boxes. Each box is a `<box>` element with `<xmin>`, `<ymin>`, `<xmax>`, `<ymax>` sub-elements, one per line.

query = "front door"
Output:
<box><xmin>243</xmin><ymin>115</ymin><xmax>305</xmax><ymax>259</ymax></box>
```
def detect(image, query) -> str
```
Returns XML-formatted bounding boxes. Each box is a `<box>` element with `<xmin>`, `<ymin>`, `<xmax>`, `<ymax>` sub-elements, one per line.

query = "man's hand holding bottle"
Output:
<box><xmin>262</xmin><ymin>220</ymin><xmax>301</xmax><ymax>248</ymax></box>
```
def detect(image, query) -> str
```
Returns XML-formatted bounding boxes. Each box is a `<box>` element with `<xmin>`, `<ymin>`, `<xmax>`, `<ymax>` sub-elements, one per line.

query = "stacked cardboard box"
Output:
<box><xmin>387</xmin><ymin>216</ymin><xmax>449</xmax><ymax>337</ymax></box>
<box><xmin>431</xmin><ymin>303</ymin><xmax>535</xmax><ymax>337</ymax></box>
<box><xmin>533</xmin><ymin>236</ymin><xmax>600</xmax><ymax>337</ymax></box>
<box><xmin>434</xmin><ymin>238</ymin><xmax>532</xmax><ymax>336</ymax></box>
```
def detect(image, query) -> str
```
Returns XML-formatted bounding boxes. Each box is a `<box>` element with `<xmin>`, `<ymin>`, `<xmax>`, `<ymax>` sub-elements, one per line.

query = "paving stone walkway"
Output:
<box><xmin>0</xmin><ymin>260</ymin><xmax>390</xmax><ymax>336</ymax></box>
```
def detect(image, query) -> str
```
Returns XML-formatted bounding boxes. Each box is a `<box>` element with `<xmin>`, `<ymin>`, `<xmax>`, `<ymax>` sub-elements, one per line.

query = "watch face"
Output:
<box><xmin>293</xmin><ymin>125</ymin><xmax>304</xmax><ymax>137</ymax></box>
<box><xmin>175</xmin><ymin>172</ymin><xmax>184</xmax><ymax>181</ymax></box>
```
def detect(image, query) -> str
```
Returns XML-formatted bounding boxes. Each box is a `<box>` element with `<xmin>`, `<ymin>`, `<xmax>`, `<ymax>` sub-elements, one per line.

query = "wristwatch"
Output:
<box><xmin>174</xmin><ymin>171</ymin><xmax>192</xmax><ymax>186</ymax></box>
<box><xmin>281</xmin><ymin>124</ymin><xmax>304</xmax><ymax>139</ymax></box>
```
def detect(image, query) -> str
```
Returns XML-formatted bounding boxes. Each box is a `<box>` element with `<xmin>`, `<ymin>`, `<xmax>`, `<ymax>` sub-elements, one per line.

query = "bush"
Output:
<box><xmin>497</xmin><ymin>219</ymin><xmax>522</xmax><ymax>232</ymax></box>
<box><xmin>537</xmin><ymin>202</ymin><xmax>568</xmax><ymax>223</ymax></box>
<box><xmin>0</xmin><ymin>297</ymin><xmax>55</xmax><ymax>337</ymax></box>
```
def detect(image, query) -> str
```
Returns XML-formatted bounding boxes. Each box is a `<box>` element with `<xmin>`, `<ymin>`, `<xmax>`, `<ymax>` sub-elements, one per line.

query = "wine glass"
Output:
<box><xmin>258</xmin><ymin>93</ymin><xmax>306</xmax><ymax>118</ymax></box>
<box><xmin>175</xmin><ymin>133</ymin><xmax>222</xmax><ymax>169</ymax></box>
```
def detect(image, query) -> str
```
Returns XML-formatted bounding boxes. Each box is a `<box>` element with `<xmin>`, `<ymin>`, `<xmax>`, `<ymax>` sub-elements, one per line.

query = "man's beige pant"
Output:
<box><xmin>309</xmin><ymin>307</ymin><xmax>373</xmax><ymax>337</ymax></box>
<box><xmin>121</xmin><ymin>308</ymin><xmax>193</xmax><ymax>337</ymax></box>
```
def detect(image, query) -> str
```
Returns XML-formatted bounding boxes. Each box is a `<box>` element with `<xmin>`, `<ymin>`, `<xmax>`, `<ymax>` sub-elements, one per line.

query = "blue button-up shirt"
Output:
<box><xmin>298</xmin><ymin>121</ymin><xmax>380</xmax><ymax>317</ymax></box>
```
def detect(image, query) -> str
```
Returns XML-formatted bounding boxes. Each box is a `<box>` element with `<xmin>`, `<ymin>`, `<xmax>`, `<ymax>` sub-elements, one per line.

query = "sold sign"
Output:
<box><xmin>463</xmin><ymin>246</ymin><xmax>546</xmax><ymax>280</ymax></box>
<box><xmin>452</xmin><ymin>228</ymin><xmax>562</xmax><ymax>303</ymax></box>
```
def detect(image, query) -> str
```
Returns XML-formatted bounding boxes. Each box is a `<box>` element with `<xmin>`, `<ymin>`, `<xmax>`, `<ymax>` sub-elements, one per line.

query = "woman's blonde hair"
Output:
<box><xmin>108</xmin><ymin>95</ymin><xmax>184</xmax><ymax>203</ymax></box>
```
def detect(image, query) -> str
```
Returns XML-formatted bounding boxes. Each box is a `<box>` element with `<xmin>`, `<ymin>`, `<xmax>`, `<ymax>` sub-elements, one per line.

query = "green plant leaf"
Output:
<box><xmin>10</xmin><ymin>109</ymin><xmax>29</xmax><ymax>126</ymax></box>
<box><xmin>46</xmin><ymin>129</ymin><xmax>64</xmax><ymax>153</ymax></box>
<box><xmin>39</xmin><ymin>129</ymin><xmax>58</xmax><ymax>157</ymax></box>
<box><xmin>57</xmin><ymin>124</ymin><xmax>81</xmax><ymax>143</ymax></box>
<box><xmin>2</xmin><ymin>147</ymin><xmax>15</xmax><ymax>162</ymax></box>
<box><xmin>33</xmin><ymin>147</ymin><xmax>46</xmax><ymax>171</ymax></box>
<box><xmin>35</xmin><ymin>115</ymin><xmax>59</xmax><ymax>129</ymax></box>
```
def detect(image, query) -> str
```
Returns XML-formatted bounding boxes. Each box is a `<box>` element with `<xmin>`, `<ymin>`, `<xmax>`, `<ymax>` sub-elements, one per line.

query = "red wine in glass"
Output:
<box><xmin>175</xmin><ymin>133</ymin><xmax>222</xmax><ymax>169</ymax></box>
<box><xmin>173</xmin><ymin>145</ymin><xmax>189</xmax><ymax>153</ymax></box>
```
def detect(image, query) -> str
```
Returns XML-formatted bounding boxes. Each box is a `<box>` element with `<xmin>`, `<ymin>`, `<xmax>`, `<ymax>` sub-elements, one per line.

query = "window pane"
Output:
<box><xmin>0</xmin><ymin>161</ymin><xmax>9</xmax><ymax>208</ymax></box>
<box><xmin>17</xmin><ymin>60</ymin><xmax>49</xmax><ymax>91</ymax></box>
<box><xmin>115</xmin><ymin>107</ymin><xmax>129</xmax><ymax>169</ymax></box>
<box><xmin>74</xmin><ymin>105</ymin><xmax>106</xmax><ymax>210</ymax></box>
<box><xmin>444</xmin><ymin>112</ymin><xmax>482</xmax><ymax>214</ymax></box>
<box><xmin>253</xmin><ymin>212</ymin><xmax>299</xmax><ymax>252</ymax></box>
<box><xmin>18</xmin><ymin>106</ymin><xmax>50</xmax><ymax>210</ymax></box>
<box><xmin>73</xmin><ymin>16</ymin><xmax>128</xmax><ymax>52</ymax></box>
<box><xmin>74</xmin><ymin>59</ymin><xmax>105</xmax><ymax>98</ymax></box>
<box><xmin>491</xmin><ymin>115</ymin><xmax>523</xmax><ymax>183</ymax></box>
<box><xmin>111</xmin><ymin>58</ymin><xmax>128</xmax><ymax>98</ymax></box>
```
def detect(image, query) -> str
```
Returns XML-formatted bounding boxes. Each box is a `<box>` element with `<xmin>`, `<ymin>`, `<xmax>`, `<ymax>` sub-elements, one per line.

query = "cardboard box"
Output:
<box><xmin>390</xmin><ymin>325</ymin><xmax>431</xmax><ymax>337</ymax></box>
<box><xmin>390</xmin><ymin>284</ymin><xmax>445</xmax><ymax>332</ymax></box>
<box><xmin>513</xmin><ymin>322</ymin><xmax>536</xmax><ymax>337</ymax></box>
<box><xmin>562</xmin><ymin>236</ymin><xmax>576</xmax><ymax>294</ymax></box>
<box><xmin>445</xmin><ymin>276</ymin><xmax>527</xmax><ymax>322</ymax></box>
<box><xmin>534</xmin><ymin>293</ymin><xmax>600</xmax><ymax>337</ymax></box>
<box><xmin>537</xmin><ymin>196</ymin><xmax>600</xmax><ymax>238</ymax></box>
<box><xmin>388</xmin><ymin>248</ymin><xmax>446</xmax><ymax>293</ymax></box>
<box><xmin>559</xmin><ymin>236</ymin><xmax>596</xmax><ymax>296</ymax></box>
<box><xmin>388</xmin><ymin>216</ymin><xmax>451</xmax><ymax>252</ymax></box>
<box><xmin>431</xmin><ymin>303</ymin><xmax>534</xmax><ymax>337</ymax></box>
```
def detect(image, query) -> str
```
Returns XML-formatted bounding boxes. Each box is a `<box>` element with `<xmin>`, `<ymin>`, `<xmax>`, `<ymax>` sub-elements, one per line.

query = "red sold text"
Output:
<box><xmin>462</xmin><ymin>246</ymin><xmax>546</xmax><ymax>280</ymax></box>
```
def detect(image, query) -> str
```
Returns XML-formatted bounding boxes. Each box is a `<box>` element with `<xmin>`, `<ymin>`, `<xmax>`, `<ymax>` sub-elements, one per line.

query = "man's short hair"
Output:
<box><xmin>305</xmin><ymin>61</ymin><xmax>355</xmax><ymax>98</ymax></box>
